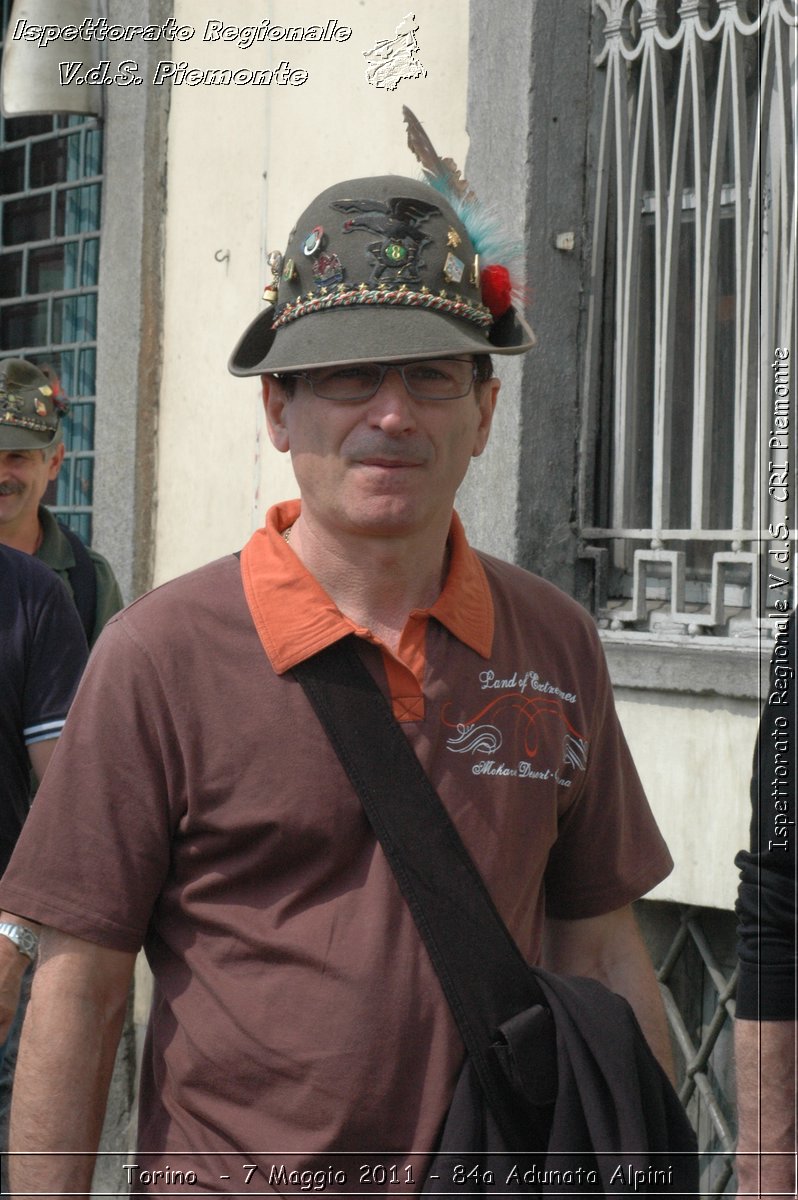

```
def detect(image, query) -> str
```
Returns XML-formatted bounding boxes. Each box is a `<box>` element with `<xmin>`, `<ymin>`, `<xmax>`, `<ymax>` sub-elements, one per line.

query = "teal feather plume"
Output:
<box><xmin>402</xmin><ymin>106</ymin><xmax>525</xmax><ymax>297</ymax></box>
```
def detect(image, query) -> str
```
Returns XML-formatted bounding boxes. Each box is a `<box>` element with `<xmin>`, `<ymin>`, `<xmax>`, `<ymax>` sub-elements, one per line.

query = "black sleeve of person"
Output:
<box><xmin>734</xmin><ymin>610</ymin><xmax>797</xmax><ymax>1021</ymax></box>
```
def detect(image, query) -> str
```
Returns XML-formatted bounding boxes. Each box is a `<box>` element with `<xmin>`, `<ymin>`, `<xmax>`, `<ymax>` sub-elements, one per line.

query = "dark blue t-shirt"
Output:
<box><xmin>0</xmin><ymin>543</ymin><xmax>88</xmax><ymax>875</ymax></box>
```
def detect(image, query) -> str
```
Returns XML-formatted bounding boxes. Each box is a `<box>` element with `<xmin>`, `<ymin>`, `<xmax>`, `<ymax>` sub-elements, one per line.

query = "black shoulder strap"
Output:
<box><xmin>56</xmin><ymin>521</ymin><xmax>97</xmax><ymax>643</ymax></box>
<box><xmin>292</xmin><ymin>636</ymin><xmax>547</xmax><ymax>1148</ymax></box>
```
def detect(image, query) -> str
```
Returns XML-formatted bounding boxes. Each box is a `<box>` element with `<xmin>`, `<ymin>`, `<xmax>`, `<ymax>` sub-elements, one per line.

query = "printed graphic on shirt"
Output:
<box><xmin>442</xmin><ymin>668</ymin><xmax>588</xmax><ymax>789</ymax></box>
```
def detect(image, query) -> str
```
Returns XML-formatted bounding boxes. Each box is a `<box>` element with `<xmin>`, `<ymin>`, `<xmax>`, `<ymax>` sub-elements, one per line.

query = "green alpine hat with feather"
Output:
<box><xmin>229</xmin><ymin>112</ymin><xmax>534</xmax><ymax>376</ymax></box>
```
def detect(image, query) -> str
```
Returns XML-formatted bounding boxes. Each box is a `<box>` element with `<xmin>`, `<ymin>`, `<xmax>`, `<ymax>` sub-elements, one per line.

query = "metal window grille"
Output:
<box><xmin>580</xmin><ymin>0</ymin><xmax>796</xmax><ymax>639</ymax></box>
<box><xmin>0</xmin><ymin>1</ymin><xmax>103</xmax><ymax>543</ymax></box>
<box><xmin>638</xmin><ymin>900</ymin><xmax>739</xmax><ymax>1197</ymax></box>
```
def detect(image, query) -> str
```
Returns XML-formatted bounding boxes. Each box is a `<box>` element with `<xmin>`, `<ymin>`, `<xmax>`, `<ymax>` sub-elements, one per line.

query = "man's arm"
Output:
<box><xmin>9</xmin><ymin>926</ymin><xmax>136</xmax><ymax>1200</ymax></box>
<box><xmin>542</xmin><ymin>904</ymin><xmax>675</xmax><ymax>1082</ymax></box>
<box><xmin>27</xmin><ymin>736</ymin><xmax>57</xmax><ymax>785</ymax></box>
<box><xmin>734</xmin><ymin>1018</ymin><xmax>796</xmax><ymax>1199</ymax></box>
<box><xmin>0</xmin><ymin>736</ymin><xmax>51</xmax><ymax>1040</ymax></box>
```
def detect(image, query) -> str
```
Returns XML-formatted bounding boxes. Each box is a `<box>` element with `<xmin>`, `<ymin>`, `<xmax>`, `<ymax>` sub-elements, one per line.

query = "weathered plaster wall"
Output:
<box><xmin>616</xmin><ymin>691</ymin><xmax>759</xmax><ymax>910</ymax></box>
<box><xmin>153</xmin><ymin>0</ymin><xmax>470</xmax><ymax>585</ymax></box>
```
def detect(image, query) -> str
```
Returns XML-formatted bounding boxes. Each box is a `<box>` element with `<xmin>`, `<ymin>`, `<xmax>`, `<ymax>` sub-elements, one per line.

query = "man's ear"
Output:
<box><xmin>262</xmin><ymin>376</ymin><xmax>290</xmax><ymax>453</ymax></box>
<box><xmin>46</xmin><ymin>441</ymin><xmax>65</xmax><ymax>480</ymax></box>
<box><xmin>472</xmin><ymin>376</ymin><xmax>500</xmax><ymax>459</ymax></box>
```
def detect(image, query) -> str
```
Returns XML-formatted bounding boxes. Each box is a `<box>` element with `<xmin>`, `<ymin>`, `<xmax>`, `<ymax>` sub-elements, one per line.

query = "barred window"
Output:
<box><xmin>0</xmin><ymin>1</ymin><xmax>103</xmax><ymax>543</ymax></box>
<box><xmin>580</xmin><ymin>0</ymin><xmax>795</xmax><ymax>639</ymax></box>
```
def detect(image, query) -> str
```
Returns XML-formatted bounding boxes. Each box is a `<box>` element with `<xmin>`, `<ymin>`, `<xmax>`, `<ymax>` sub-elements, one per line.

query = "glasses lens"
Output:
<box><xmin>403</xmin><ymin>359</ymin><xmax>475</xmax><ymax>399</ymax></box>
<box><xmin>306</xmin><ymin>365</ymin><xmax>383</xmax><ymax>400</ymax></box>
<box><xmin>302</xmin><ymin>359</ymin><xmax>475</xmax><ymax>401</ymax></box>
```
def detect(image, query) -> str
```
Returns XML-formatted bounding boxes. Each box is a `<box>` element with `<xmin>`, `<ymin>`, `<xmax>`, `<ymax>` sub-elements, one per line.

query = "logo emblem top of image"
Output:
<box><xmin>363</xmin><ymin>13</ymin><xmax>427</xmax><ymax>91</ymax></box>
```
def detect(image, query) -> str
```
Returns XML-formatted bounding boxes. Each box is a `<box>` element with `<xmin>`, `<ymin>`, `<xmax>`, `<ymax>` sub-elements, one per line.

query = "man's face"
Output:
<box><xmin>263</xmin><ymin>358</ymin><xmax>498</xmax><ymax>542</ymax></box>
<box><xmin>0</xmin><ymin>444</ymin><xmax>64</xmax><ymax>535</ymax></box>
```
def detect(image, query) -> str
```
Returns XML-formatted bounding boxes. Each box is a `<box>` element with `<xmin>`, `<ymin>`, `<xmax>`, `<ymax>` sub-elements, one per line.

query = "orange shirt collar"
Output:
<box><xmin>240</xmin><ymin>500</ymin><xmax>494</xmax><ymax>674</ymax></box>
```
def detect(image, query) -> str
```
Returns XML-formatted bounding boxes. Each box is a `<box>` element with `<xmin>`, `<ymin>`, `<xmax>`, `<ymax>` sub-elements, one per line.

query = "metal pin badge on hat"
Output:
<box><xmin>262</xmin><ymin>251</ymin><xmax>283</xmax><ymax>305</ymax></box>
<box><xmin>302</xmin><ymin>226</ymin><xmax>325</xmax><ymax>256</ymax></box>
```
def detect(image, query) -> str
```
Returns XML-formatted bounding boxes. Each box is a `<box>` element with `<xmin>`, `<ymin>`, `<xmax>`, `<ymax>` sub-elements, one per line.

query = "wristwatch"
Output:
<box><xmin>0</xmin><ymin>921</ymin><xmax>39</xmax><ymax>961</ymax></box>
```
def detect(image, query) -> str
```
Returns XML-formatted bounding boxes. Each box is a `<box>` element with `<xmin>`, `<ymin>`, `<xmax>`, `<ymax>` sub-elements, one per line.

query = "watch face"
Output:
<box><xmin>0</xmin><ymin>922</ymin><xmax>38</xmax><ymax>959</ymax></box>
<box><xmin>18</xmin><ymin>928</ymin><xmax>37</xmax><ymax>956</ymax></box>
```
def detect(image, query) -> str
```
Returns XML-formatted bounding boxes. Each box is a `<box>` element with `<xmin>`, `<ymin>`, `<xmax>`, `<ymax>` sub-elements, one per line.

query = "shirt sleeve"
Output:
<box><xmin>0</xmin><ymin>612</ymin><xmax>178</xmax><ymax>952</ymax></box>
<box><xmin>23</xmin><ymin>576</ymin><xmax>89</xmax><ymax>746</ymax></box>
<box><xmin>540</xmin><ymin>626</ymin><xmax>673</xmax><ymax>920</ymax></box>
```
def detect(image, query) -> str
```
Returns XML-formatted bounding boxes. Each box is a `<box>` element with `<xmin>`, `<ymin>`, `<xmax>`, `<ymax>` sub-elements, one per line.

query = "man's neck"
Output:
<box><xmin>0</xmin><ymin>511</ymin><xmax>43</xmax><ymax>555</ymax></box>
<box><xmin>287</xmin><ymin>513</ymin><xmax>451</xmax><ymax>654</ymax></box>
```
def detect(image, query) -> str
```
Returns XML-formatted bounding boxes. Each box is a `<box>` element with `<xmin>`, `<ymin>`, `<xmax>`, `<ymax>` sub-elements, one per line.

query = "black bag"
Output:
<box><xmin>294</xmin><ymin>638</ymin><xmax>698</xmax><ymax>1195</ymax></box>
<box><xmin>56</xmin><ymin>520</ymin><xmax>97</xmax><ymax>642</ymax></box>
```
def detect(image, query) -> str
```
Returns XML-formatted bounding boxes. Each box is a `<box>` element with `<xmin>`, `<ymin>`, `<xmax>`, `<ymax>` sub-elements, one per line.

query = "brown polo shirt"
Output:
<box><xmin>0</xmin><ymin>501</ymin><xmax>671</xmax><ymax>1191</ymax></box>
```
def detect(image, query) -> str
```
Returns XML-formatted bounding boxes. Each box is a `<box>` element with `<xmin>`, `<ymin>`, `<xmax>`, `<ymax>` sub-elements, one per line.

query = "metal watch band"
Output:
<box><xmin>0</xmin><ymin>921</ymin><xmax>38</xmax><ymax>960</ymax></box>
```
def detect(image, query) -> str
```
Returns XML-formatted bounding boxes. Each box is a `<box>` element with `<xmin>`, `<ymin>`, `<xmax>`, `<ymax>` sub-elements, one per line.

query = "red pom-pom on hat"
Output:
<box><xmin>481</xmin><ymin>264</ymin><xmax>512</xmax><ymax>318</ymax></box>
<box><xmin>41</xmin><ymin>367</ymin><xmax>70</xmax><ymax>414</ymax></box>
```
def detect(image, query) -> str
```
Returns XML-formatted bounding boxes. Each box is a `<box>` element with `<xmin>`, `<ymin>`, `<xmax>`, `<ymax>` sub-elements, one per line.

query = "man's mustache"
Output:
<box><xmin>0</xmin><ymin>482</ymin><xmax>25</xmax><ymax>496</ymax></box>
<box><xmin>348</xmin><ymin>439</ymin><xmax>432</xmax><ymax>466</ymax></box>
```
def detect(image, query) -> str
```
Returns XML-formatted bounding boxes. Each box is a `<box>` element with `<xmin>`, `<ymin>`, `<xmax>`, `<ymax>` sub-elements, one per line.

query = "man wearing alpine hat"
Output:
<box><xmin>0</xmin><ymin>357</ymin><xmax>123</xmax><ymax>648</ymax></box>
<box><xmin>0</xmin><ymin>357</ymin><xmax>124</xmax><ymax>1148</ymax></box>
<box><xmin>1</xmin><ymin>158</ymin><xmax>674</xmax><ymax>1193</ymax></box>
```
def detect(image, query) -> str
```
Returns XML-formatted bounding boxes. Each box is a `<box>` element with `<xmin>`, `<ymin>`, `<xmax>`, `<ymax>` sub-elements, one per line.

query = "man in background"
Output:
<box><xmin>0</xmin><ymin>357</ymin><xmax>123</xmax><ymax>647</ymax></box>
<box><xmin>0</xmin><ymin>544</ymin><xmax>88</xmax><ymax>1057</ymax></box>
<box><xmin>0</xmin><ymin>356</ymin><xmax>123</xmax><ymax>1142</ymax></box>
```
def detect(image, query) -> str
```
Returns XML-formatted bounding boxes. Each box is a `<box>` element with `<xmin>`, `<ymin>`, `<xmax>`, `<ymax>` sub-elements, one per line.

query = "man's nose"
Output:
<box><xmin>367</xmin><ymin>367</ymin><xmax>417</xmax><ymax>431</ymax></box>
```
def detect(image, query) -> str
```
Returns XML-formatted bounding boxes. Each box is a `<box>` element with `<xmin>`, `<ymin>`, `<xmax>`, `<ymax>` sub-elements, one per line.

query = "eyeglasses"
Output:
<box><xmin>285</xmin><ymin>358</ymin><xmax>479</xmax><ymax>402</ymax></box>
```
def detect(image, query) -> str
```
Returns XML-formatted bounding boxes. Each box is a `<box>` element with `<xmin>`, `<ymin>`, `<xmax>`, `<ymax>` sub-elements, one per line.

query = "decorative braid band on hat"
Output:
<box><xmin>273</xmin><ymin>282</ymin><xmax>493</xmax><ymax>332</ymax></box>
<box><xmin>0</xmin><ymin>411</ymin><xmax>53</xmax><ymax>435</ymax></box>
